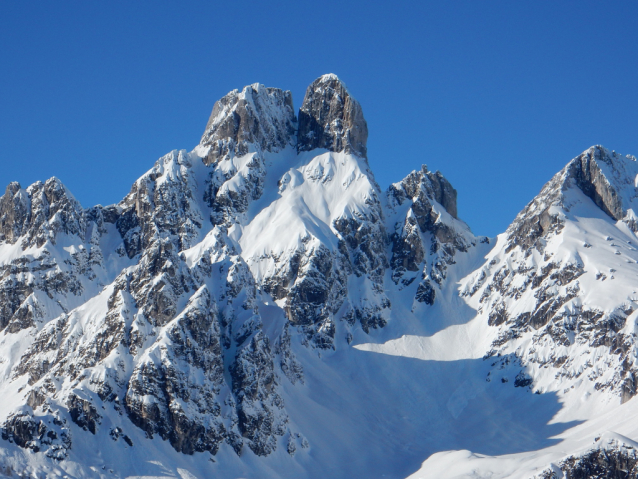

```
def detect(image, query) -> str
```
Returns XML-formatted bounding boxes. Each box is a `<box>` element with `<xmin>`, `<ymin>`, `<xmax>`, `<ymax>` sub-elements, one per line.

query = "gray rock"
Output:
<box><xmin>568</xmin><ymin>146</ymin><xmax>625</xmax><ymax>221</ymax></box>
<box><xmin>200</xmin><ymin>84</ymin><xmax>296</xmax><ymax>165</ymax></box>
<box><xmin>0</xmin><ymin>182</ymin><xmax>29</xmax><ymax>244</ymax></box>
<box><xmin>124</xmin><ymin>286</ymin><xmax>228</xmax><ymax>455</ymax></box>
<box><xmin>1</xmin><ymin>411</ymin><xmax>72</xmax><ymax>460</ymax></box>
<box><xmin>298</xmin><ymin>74</ymin><xmax>368</xmax><ymax>158</ymax></box>
<box><xmin>117</xmin><ymin>150</ymin><xmax>204</xmax><ymax>257</ymax></box>
<box><xmin>67</xmin><ymin>394</ymin><xmax>101</xmax><ymax>434</ymax></box>
<box><xmin>230</xmin><ymin>331</ymin><xmax>286</xmax><ymax>456</ymax></box>
<box><xmin>538</xmin><ymin>442</ymin><xmax>638</xmax><ymax>478</ymax></box>
<box><xmin>388</xmin><ymin>165</ymin><xmax>474</xmax><ymax>303</ymax></box>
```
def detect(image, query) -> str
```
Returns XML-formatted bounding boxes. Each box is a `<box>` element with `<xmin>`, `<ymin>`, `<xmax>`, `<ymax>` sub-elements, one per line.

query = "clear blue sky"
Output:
<box><xmin>1</xmin><ymin>1</ymin><xmax>636</xmax><ymax>237</ymax></box>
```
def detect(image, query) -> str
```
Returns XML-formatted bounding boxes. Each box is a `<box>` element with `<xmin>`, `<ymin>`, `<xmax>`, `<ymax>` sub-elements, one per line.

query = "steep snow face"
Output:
<box><xmin>462</xmin><ymin>146</ymin><xmax>638</xmax><ymax>404</ymax></box>
<box><xmin>240</xmin><ymin>149</ymin><xmax>388</xmax><ymax>339</ymax></box>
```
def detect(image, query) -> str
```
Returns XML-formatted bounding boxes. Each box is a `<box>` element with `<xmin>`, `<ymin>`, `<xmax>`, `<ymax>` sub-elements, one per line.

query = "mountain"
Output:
<box><xmin>1</xmin><ymin>75</ymin><xmax>638</xmax><ymax>479</ymax></box>
<box><xmin>408</xmin><ymin>146</ymin><xmax>638</xmax><ymax>478</ymax></box>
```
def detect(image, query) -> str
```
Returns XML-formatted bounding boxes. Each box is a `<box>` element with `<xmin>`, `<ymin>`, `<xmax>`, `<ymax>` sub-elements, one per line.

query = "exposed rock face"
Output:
<box><xmin>298</xmin><ymin>74</ymin><xmax>368</xmax><ymax>158</ymax></box>
<box><xmin>0</xmin><ymin>178</ymin><xmax>111</xmax><ymax>335</ymax></box>
<box><xmin>124</xmin><ymin>286</ymin><xmax>228</xmax><ymax>454</ymax></box>
<box><xmin>281</xmin><ymin>242</ymin><xmax>347</xmax><ymax>326</ymax></box>
<box><xmin>198</xmin><ymin>86</ymin><xmax>297</xmax><ymax>228</ymax></box>
<box><xmin>275</xmin><ymin>324</ymin><xmax>304</xmax><ymax>385</ymax></box>
<box><xmin>537</xmin><ymin>435</ymin><xmax>638</xmax><ymax>479</ymax></box>
<box><xmin>555</xmin><ymin>449</ymin><xmax>638</xmax><ymax>478</ymax></box>
<box><xmin>116</xmin><ymin>149</ymin><xmax>205</xmax><ymax>257</ymax></box>
<box><xmin>1</xmin><ymin>410</ymin><xmax>72</xmax><ymax>461</ymax></box>
<box><xmin>504</xmin><ymin>168</ymin><xmax>565</xmax><ymax>255</ymax></box>
<box><xmin>0</xmin><ymin>182</ymin><xmax>29</xmax><ymax>244</ymax></box>
<box><xmin>387</xmin><ymin>165</ymin><xmax>476</xmax><ymax>304</ymax></box>
<box><xmin>200</xmin><ymin>84</ymin><xmax>297</xmax><ymax>166</ymax></box>
<box><xmin>506</xmin><ymin>146</ymin><xmax>638</xmax><ymax>254</ymax></box>
<box><xmin>230</xmin><ymin>330</ymin><xmax>287</xmax><ymax>456</ymax></box>
<box><xmin>392</xmin><ymin>165</ymin><xmax>459</xmax><ymax>220</ymax></box>
<box><xmin>0</xmin><ymin>177</ymin><xmax>86</xmax><ymax>249</ymax></box>
<box><xmin>568</xmin><ymin>146</ymin><xmax>627</xmax><ymax>221</ymax></box>
<box><xmin>332</xmin><ymin>194</ymin><xmax>390</xmax><ymax>333</ymax></box>
<box><xmin>205</xmin><ymin>151</ymin><xmax>268</xmax><ymax>227</ymax></box>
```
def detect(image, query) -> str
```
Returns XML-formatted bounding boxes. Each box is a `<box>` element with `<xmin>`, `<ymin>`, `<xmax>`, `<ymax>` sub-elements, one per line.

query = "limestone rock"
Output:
<box><xmin>200</xmin><ymin>84</ymin><xmax>296</xmax><ymax>165</ymax></box>
<box><xmin>387</xmin><ymin>164</ymin><xmax>476</xmax><ymax>303</ymax></box>
<box><xmin>298</xmin><ymin>74</ymin><xmax>368</xmax><ymax>158</ymax></box>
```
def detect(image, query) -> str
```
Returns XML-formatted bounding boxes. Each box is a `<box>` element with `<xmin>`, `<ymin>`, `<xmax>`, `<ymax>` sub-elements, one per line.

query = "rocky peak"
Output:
<box><xmin>0</xmin><ymin>177</ymin><xmax>86</xmax><ymax>248</ymax></box>
<box><xmin>387</xmin><ymin>165</ymin><xmax>476</xmax><ymax>303</ymax></box>
<box><xmin>506</xmin><ymin>145</ymin><xmax>638</xmax><ymax>253</ymax></box>
<box><xmin>200</xmin><ymin>83</ymin><xmax>297</xmax><ymax>165</ymax></box>
<box><xmin>390</xmin><ymin>165</ymin><xmax>458</xmax><ymax>219</ymax></box>
<box><xmin>564</xmin><ymin>145</ymin><xmax>636</xmax><ymax>221</ymax></box>
<box><xmin>0</xmin><ymin>182</ymin><xmax>28</xmax><ymax>244</ymax></box>
<box><xmin>5</xmin><ymin>76</ymin><xmax>638</xmax><ymax>479</ymax></box>
<box><xmin>297</xmin><ymin>74</ymin><xmax>368</xmax><ymax>158</ymax></box>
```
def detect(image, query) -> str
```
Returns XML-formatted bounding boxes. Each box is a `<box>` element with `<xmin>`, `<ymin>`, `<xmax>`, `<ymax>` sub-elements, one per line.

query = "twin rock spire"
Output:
<box><xmin>199</xmin><ymin>74</ymin><xmax>368</xmax><ymax>165</ymax></box>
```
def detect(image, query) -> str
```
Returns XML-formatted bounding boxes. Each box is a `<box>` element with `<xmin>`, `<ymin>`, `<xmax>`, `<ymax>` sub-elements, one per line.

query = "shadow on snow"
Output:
<box><xmin>285</xmin><ymin>346</ymin><xmax>582</xmax><ymax>479</ymax></box>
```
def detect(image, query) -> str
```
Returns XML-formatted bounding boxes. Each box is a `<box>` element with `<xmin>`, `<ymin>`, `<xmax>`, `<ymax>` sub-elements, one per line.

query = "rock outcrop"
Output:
<box><xmin>536</xmin><ymin>434</ymin><xmax>638</xmax><ymax>479</ymax></box>
<box><xmin>387</xmin><ymin>164</ymin><xmax>476</xmax><ymax>305</ymax></box>
<box><xmin>298</xmin><ymin>74</ymin><xmax>368</xmax><ymax>158</ymax></box>
<box><xmin>506</xmin><ymin>146</ymin><xmax>638</xmax><ymax>254</ymax></box>
<box><xmin>200</xmin><ymin>84</ymin><xmax>296</xmax><ymax>166</ymax></box>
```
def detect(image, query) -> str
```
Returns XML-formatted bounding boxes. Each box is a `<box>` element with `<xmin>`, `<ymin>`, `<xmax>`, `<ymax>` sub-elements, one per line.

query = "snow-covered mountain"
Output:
<box><xmin>1</xmin><ymin>74</ymin><xmax>638</xmax><ymax>478</ymax></box>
